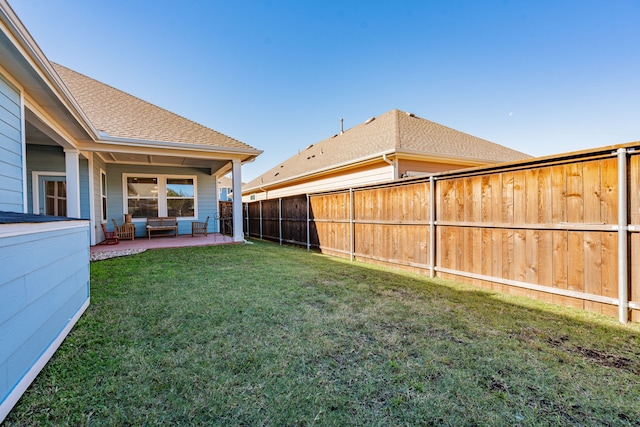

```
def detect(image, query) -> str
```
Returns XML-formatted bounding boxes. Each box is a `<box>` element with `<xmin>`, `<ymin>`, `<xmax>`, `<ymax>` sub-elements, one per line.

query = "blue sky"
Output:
<box><xmin>10</xmin><ymin>0</ymin><xmax>640</xmax><ymax>182</ymax></box>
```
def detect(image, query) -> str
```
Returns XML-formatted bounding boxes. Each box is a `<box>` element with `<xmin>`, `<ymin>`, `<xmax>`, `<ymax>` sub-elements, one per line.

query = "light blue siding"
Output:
<box><xmin>0</xmin><ymin>77</ymin><xmax>20</xmax><ymax>117</ymax></box>
<box><xmin>0</xmin><ymin>222</ymin><xmax>90</xmax><ymax>414</ymax></box>
<box><xmin>219</xmin><ymin>187</ymin><xmax>232</xmax><ymax>202</ymax></box>
<box><xmin>0</xmin><ymin>74</ymin><xmax>23</xmax><ymax>212</ymax></box>
<box><xmin>106</xmin><ymin>164</ymin><xmax>218</xmax><ymax>236</ymax></box>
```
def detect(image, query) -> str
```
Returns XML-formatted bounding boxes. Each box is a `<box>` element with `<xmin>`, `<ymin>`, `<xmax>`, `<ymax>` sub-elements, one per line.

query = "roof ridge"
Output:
<box><xmin>244</xmin><ymin>108</ymin><xmax>531</xmax><ymax>192</ymax></box>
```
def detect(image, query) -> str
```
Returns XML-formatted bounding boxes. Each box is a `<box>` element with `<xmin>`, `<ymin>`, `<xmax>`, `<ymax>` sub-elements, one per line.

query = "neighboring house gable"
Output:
<box><xmin>243</xmin><ymin>109</ymin><xmax>530</xmax><ymax>201</ymax></box>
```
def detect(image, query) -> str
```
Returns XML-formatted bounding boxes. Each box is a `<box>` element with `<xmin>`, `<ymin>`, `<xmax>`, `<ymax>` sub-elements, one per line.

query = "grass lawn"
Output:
<box><xmin>4</xmin><ymin>239</ymin><xmax>640</xmax><ymax>426</ymax></box>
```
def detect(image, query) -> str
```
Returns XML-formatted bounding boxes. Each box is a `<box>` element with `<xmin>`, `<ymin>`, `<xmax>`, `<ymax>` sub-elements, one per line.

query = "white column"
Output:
<box><xmin>64</xmin><ymin>148</ymin><xmax>81</xmax><ymax>218</ymax></box>
<box><xmin>86</xmin><ymin>153</ymin><xmax>97</xmax><ymax>245</ymax></box>
<box><xmin>232</xmin><ymin>159</ymin><xmax>244</xmax><ymax>242</ymax></box>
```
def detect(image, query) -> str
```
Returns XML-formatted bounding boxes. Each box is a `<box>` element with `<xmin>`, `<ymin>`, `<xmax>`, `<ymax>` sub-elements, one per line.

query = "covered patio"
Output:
<box><xmin>90</xmin><ymin>232</ymin><xmax>236</xmax><ymax>261</ymax></box>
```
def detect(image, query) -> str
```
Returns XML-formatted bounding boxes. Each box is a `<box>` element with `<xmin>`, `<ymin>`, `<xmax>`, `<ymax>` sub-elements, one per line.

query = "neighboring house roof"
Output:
<box><xmin>52</xmin><ymin>63</ymin><xmax>257</xmax><ymax>152</ymax></box>
<box><xmin>244</xmin><ymin>109</ymin><xmax>531</xmax><ymax>192</ymax></box>
<box><xmin>217</xmin><ymin>176</ymin><xmax>244</xmax><ymax>188</ymax></box>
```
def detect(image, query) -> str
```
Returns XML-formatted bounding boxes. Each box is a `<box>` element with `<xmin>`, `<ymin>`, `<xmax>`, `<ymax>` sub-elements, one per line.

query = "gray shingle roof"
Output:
<box><xmin>244</xmin><ymin>109</ymin><xmax>530</xmax><ymax>190</ymax></box>
<box><xmin>52</xmin><ymin>63</ymin><xmax>258</xmax><ymax>151</ymax></box>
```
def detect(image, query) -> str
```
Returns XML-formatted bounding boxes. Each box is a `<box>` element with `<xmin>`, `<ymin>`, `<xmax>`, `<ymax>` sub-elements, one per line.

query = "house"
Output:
<box><xmin>0</xmin><ymin>0</ymin><xmax>260</xmax><ymax>421</ymax></box>
<box><xmin>218</xmin><ymin>175</ymin><xmax>244</xmax><ymax>201</ymax></box>
<box><xmin>243</xmin><ymin>109</ymin><xmax>530</xmax><ymax>201</ymax></box>
<box><xmin>49</xmin><ymin>63</ymin><xmax>261</xmax><ymax>242</ymax></box>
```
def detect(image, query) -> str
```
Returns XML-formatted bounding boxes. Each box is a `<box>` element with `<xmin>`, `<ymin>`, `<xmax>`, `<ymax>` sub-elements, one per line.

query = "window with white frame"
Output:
<box><xmin>100</xmin><ymin>169</ymin><xmax>107</xmax><ymax>222</ymax></box>
<box><xmin>125</xmin><ymin>174</ymin><xmax>196</xmax><ymax>219</ymax></box>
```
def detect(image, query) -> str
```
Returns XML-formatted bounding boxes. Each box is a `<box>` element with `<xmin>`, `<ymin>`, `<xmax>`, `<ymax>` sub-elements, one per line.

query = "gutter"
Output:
<box><xmin>393</xmin><ymin>148</ymin><xmax>531</xmax><ymax>165</ymax></box>
<box><xmin>93</xmin><ymin>134</ymin><xmax>262</xmax><ymax>156</ymax></box>
<box><xmin>259</xmin><ymin>187</ymin><xmax>268</xmax><ymax>199</ymax></box>
<box><xmin>244</xmin><ymin>149</ymin><xmax>397</xmax><ymax>194</ymax></box>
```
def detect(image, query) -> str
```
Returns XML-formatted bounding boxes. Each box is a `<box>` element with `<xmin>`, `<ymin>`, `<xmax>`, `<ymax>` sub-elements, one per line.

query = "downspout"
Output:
<box><xmin>259</xmin><ymin>187</ymin><xmax>268</xmax><ymax>200</ymax></box>
<box><xmin>382</xmin><ymin>153</ymin><xmax>397</xmax><ymax>180</ymax></box>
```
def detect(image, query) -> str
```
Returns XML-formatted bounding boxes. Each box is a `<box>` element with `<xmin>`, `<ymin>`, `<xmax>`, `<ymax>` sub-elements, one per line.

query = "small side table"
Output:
<box><xmin>119</xmin><ymin>223</ymin><xmax>136</xmax><ymax>240</ymax></box>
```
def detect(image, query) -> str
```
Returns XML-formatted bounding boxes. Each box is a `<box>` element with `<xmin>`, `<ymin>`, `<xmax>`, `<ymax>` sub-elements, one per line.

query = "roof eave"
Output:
<box><xmin>394</xmin><ymin>148</ymin><xmax>510</xmax><ymax>166</ymax></box>
<box><xmin>243</xmin><ymin>149</ymin><xmax>395</xmax><ymax>193</ymax></box>
<box><xmin>93</xmin><ymin>134</ymin><xmax>262</xmax><ymax>158</ymax></box>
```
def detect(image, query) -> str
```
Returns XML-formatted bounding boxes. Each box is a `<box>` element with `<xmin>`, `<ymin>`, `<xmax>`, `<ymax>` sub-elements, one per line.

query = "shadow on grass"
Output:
<box><xmin>5</xmin><ymin>238</ymin><xmax>640</xmax><ymax>426</ymax></box>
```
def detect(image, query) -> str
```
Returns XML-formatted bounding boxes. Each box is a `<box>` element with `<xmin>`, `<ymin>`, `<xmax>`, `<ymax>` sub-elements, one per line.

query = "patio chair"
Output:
<box><xmin>112</xmin><ymin>218</ymin><xmax>135</xmax><ymax>240</ymax></box>
<box><xmin>100</xmin><ymin>223</ymin><xmax>119</xmax><ymax>245</ymax></box>
<box><xmin>191</xmin><ymin>216</ymin><xmax>209</xmax><ymax>237</ymax></box>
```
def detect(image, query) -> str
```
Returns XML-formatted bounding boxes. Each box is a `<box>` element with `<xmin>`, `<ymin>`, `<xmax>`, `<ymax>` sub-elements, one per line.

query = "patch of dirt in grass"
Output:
<box><xmin>571</xmin><ymin>346</ymin><xmax>639</xmax><ymax>374</ymax></box>
<box><xmin>513</xmin><ymin>328</ymin><xmax>640</xmax><ymax>374</ymax></box>
<box><xmin>542</xmin><ymin>338</ymin><xmax>640</xmax><ymax>374</ymax></box>
<box><xmin>378</xmin><ymin>286</ymin><xmax>421</xmax><ymax>301</ymax></box>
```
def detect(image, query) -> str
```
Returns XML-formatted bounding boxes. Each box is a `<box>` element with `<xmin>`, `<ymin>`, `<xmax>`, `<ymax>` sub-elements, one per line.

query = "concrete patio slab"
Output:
<box><xmin>91</xmin><ymin>233</ymin><xmax>236</xmax><ymax>261</ymax></box>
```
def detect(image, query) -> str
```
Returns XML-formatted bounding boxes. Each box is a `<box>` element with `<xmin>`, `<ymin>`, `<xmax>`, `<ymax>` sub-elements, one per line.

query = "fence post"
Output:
<box><xmin>429</xmin><ymin>176</ymin><xmax>436</xmax><ymax>278</ymax></box>
<box><xmin>307</xmin><ymin>194</ymin><xmax>311</xmax><ymax>251</ymax></box>
<box><xmin>617</xmin><ymin>148</ymin><xmax>629</xmax><ymax>323</ymax></box>
<box><xmin>244</xmin><ymin>203</ymin><xmax>249</xmax><ymax>237</ymax></box>
<box><xmin>279</xmin><ymin>198</ymin><xmax>283</xmax><ymax>245</ymax></box>
<box><xmin>259</xmin><ymin>201</ymin><xmax>263</xmax><ymax>239</ymax></box>
<box><xmin>350</xmin><ymin>188</ymin><xmax>355</xmax><ymax>261</ymax></box>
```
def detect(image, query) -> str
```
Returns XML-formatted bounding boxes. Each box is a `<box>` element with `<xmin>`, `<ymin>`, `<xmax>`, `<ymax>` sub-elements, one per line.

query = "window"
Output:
<box><xmin>126</xmin><ymin>176</ymin><xmax>159</xmax><ymax>218</ymax></box>
<box><xmin>124</xmin><ymin>174</ymin><xmax>196</xmax><ymax>219</ymax></box>
<box><xmin>45</xmin><ymin>180</ymin><xmax>66</xmax><ymax>216</ymax></box>
<box><xmin>167</xmin><ymin>178</ymin><xmax>195</xmax><ymax>217</ymax></box>
<box><xmin>100</xmin><ymin>169</ymin><xmax>107</xmax><ymax>222</ymax></box>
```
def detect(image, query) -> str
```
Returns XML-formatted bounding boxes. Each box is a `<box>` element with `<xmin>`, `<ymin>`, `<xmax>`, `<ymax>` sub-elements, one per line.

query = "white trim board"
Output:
<box><xmin>31</xmin><ymin>171</ymin><xmax>65</xmax><ymax>215</ymax></box>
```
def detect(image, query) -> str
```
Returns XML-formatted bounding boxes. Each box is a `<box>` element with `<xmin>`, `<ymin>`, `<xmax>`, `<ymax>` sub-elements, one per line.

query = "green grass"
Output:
<box><xmin>5</xmin><ymin>239</ymin><xmax>640</xmax><ymax>426</ymax></box>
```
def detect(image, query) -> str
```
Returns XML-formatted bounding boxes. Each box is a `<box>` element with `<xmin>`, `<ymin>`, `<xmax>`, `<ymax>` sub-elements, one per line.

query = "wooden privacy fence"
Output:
<box><xmin>244</xmin><ymin>144</ymin><xmax>640</xmax><ymax>323</ymax></box>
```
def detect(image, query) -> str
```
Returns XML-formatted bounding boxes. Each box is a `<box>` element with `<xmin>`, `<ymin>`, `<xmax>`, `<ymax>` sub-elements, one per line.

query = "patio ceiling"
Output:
<box><xmin>25</xmin><ymin>119</ymin><xmax>231</xmax><ymax>173</ymax></box>
<box><xmin>97</xmin><ymin>151</ymin><xmax>229</xmax><ymax>171</ymax></box>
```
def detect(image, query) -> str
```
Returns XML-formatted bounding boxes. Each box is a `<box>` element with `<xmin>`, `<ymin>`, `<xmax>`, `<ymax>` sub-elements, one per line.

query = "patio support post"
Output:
<box><xmin>617</xmin><ymin>148</ymin><xmax>629</xmax><ymax>323</ymax></box>
<box><xmin>231</xmin><ymin>160</ymin><xmax>244</xmax><ymax>242</ymax></box>
<box><xmin>64</xmin><ymin>148</ymin><xmax>81</xmax><ymax>218</ymax></box>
